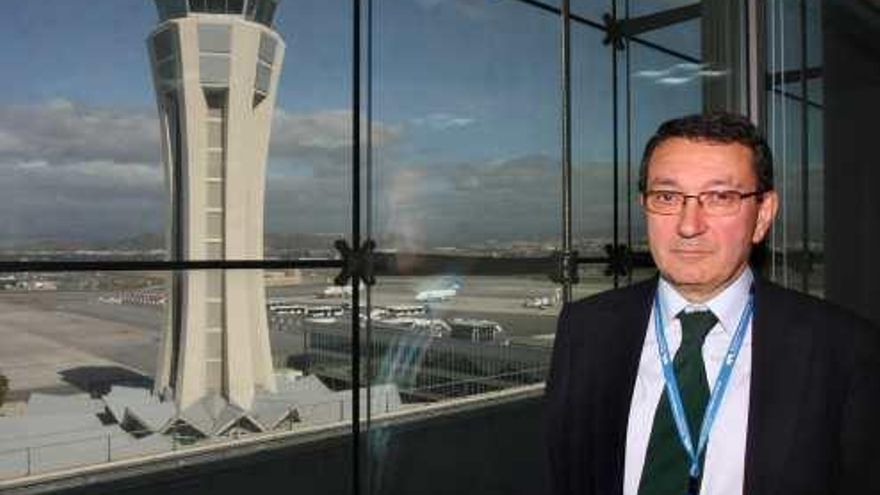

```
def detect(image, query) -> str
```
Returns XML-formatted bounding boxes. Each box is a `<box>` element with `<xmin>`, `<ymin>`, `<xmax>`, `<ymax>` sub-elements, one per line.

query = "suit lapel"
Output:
<box><xmin>591</xmin><ymin>278</ymin><xmax>656</xmax><ymax>495</ymax></box>
<box><xmin>743</xmin><ymin>278</ymin><xmax>815</xmax><ymax>495</ymax></box>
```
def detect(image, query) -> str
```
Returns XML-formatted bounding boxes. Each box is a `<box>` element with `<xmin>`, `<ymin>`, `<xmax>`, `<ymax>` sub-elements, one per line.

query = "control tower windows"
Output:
<box><xmin>189</xmin><ymin>0</ymin><xmax>206</xmax><ymax>12</ymax></box>
<box><xmin>246</xmin><ymin>0</ymin><xmax>278</xmax><ymax>27</ymax></box>
<box><xmin>154</xmin><ymin>0</ymin><xmax>188</xmax><ymax>21</ymax></box>
<box><xmin>228</xmin><ymin>0</ymin><xmax>245</xmax><ymax>14</ymax></box>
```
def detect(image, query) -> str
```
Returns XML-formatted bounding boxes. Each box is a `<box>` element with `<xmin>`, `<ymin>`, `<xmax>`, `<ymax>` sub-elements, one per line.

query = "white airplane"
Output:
<box><xmin>415</xmin><ymin>281</ymin><xmax>461</xmax><ymax>302</ymax></box>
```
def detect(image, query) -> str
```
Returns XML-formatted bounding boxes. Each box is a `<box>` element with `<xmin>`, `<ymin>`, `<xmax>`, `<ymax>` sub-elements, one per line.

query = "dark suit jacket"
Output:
<box><xmin>545</xmin><ymin>275</ymin><xmax>880</xmax><ymax>495</ymax></box>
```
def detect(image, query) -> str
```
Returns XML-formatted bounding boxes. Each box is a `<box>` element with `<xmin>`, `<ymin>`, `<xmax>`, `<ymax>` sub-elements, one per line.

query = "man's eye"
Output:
<box><xmin>654</xmin><ymin>192</ymin><xmax>679</xmax><ymax>203</ymax></box>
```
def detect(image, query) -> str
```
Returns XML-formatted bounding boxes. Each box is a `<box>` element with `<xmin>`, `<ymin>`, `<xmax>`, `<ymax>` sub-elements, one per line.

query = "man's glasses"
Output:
<box><xmin>642</xmin><ymin>190</ymin><xmax>764</xmax><ymax>216</ymax></box>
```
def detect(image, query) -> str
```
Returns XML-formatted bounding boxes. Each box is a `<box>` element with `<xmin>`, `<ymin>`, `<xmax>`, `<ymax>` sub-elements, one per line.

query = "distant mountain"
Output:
<box><xmin>96</xmin><ymin>232</ymin><xmax>165</xmax><ymax>251</ymax></box>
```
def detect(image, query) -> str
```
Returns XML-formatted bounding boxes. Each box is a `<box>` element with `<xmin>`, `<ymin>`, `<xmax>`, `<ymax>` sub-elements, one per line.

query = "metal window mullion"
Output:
<box><xmin>625</xmin><ymin>0</ymin><xmax>633</xmax><ymax>286</ymax></box>
<box><xmin>799</xmin><ymin>0</ymin><xmax>810</xmax><ymax>293</ymax></box>
<box><xmin>364</xmin><ymin>0</ymin><xmax>375</xmax><ymax>491</ymax></box>
<box><xmin>350</xmin><ymin>1</ymin><xmax>363</xmax><ymax>494</ymax></box>
<box><xmin>561</xmin><ymin>0</ymin><xmax>573</xmax><ymax>303</ymax></box>
<box><xmin>611</xmin><ymin>0</ymin><xmax>620</xmax><ymax>289</ymax></box>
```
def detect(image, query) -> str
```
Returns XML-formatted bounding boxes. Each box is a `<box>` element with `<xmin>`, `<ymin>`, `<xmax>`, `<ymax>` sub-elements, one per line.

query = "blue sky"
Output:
<box><xmin>0</xmin><ymin>0</ymin><xmax>815</xmax><ymax>251</ymax></box>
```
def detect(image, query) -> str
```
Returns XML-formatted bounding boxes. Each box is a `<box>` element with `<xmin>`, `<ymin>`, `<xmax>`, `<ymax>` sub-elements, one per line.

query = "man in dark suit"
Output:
<box><xmin>545</xmin><ymin>112</ymin><xmax>880</xmax><ymax>495</ymax></box>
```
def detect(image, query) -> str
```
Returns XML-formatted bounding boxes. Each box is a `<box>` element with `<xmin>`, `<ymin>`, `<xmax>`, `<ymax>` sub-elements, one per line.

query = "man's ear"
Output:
<box><xmin>752</xmin><ymin>190</ymin><xmax>779</xmax><ymax>244</ymax></box>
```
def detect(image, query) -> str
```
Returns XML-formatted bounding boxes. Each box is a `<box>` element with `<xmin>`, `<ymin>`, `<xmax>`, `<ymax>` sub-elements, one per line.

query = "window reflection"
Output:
<box><xmin>0</xmin><ymin>0</ymin><xmax>834</xmax><ymax>488</ymax></box>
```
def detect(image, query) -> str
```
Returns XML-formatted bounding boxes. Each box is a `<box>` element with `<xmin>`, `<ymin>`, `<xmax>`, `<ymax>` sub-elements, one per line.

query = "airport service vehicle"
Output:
<box><xmin>415</xmin><ymin>281</ymin><xmax>461</xmax><ymax>302</ymax></box>
<box><xmin>447</xmin><ymin>318</ymin><xmax>509</xmax><ymax>346</ymax></box>
<box><xmin>304</xmin><ymin>305</ymin><xmax>345</xmax><ymax>324</ymax></box>
<box><xmin>269</xmin><ymin>303</ymin><xmax>308</xmax><ymax>316</ymax></box>
<box><xmin>318</xmin><ymin>282</ymin><xmax>364</xmax><ymax>299</ymax></box>
<box><xmin>380</xmin><ymin>317</ymin><xmax>450</xmax><ymax>338</ymax></box>
<box><xmin>522</xmin><ymin>296</ymin><xmax>553</xmax><ymax>309</ymax></box>
<box><xmin>385</xmin><ymin>304</ymin><xmax>429</xmax><ymax>317</ymax></box>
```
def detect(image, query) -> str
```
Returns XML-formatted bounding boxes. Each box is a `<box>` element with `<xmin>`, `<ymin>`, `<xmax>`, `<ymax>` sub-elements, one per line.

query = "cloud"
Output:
<box><xmin>0</xmin><ymin>99</ymin><xmax>160</xmax><ymax>166</ymax></box>
<box><xmin>270</xmin><ymin>109</ymin><xmax>401</xmax><ymax>176</ymax></box>
<box><xmin>0</xmin><ymin>100</ymin><xmax>399</xmax><ymax>168</ymax></box>
<box><xmin>0</xmin><ymin>99</ymin><xmax>615</xmax><ymax>246</ymax></box>
<box><xmin>272</xmin><ymin>109</ymin><xmax>398</xmax><ymax>154</ymax></box>
<box><xmin>0</xmin><ymin>100</ymin><xmax>164</xmax><ymax>240</ymax></box>
<box><xmin>410</xmin><ymin>113</ymin><xmax>476</xmax><ymax>130</ymax></box>
<box><xmin>0</xmin><ymin>159</ymin><xmax>165</xmax><ymax>242</ymax></box>
<box><xmin>635</xmin><ymin>63</ymin><xmax>729</xmax><ymax>86</ymax></box>
<box><xmin>658</xmin><ymin>76</ymin><xmax>694</xmax><ymax>86</ymax></box>
<box><xmin>0</xmin><ymin>100</ymin><xmax>403</xmax><ymax>242</ymax></box>
<box><xmin>373</xmin><ymin>154</ymin><xmax>626</xmax><ymax>247</ymax></box>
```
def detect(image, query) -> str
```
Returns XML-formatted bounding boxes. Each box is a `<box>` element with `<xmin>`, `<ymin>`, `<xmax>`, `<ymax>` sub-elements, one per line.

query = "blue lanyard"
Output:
<box><xmin>652</xmin><ymin>289</ymin><xmax>754</xmax><ymax>484</ymax></box>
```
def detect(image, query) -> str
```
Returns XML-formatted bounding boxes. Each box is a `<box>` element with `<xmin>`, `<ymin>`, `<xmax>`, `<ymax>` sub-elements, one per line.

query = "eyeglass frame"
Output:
<box><xmin>641</xmin><ymin>189</ymin><xmax>767</xmax><ymax>216</ymax></box>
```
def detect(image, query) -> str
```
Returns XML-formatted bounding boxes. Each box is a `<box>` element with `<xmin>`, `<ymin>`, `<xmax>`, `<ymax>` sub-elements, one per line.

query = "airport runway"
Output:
<box><xmin>0</xmin><ymin>275</ymin><xmax>613</xmax><ymax>401</ymax></box>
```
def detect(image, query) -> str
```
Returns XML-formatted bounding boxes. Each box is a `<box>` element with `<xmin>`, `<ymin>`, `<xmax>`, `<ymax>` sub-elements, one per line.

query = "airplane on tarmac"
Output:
<box><xmin>415</xmin><ymin>280</ymin><xmax>462</xmax><ymax>303</ymax></box>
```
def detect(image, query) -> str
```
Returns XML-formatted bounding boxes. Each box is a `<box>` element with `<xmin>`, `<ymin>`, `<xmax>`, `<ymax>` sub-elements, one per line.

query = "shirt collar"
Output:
<box><xmin>657</xmin><ymin>267</ymin><xmax>754</xmax><ymax>335</ymax></box>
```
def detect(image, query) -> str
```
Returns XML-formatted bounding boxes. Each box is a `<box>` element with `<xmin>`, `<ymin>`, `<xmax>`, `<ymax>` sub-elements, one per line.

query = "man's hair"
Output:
<box><xmin>638</xmin><ymin>112</ymin><xmax>774</xmax><ymax>193</ymax></box>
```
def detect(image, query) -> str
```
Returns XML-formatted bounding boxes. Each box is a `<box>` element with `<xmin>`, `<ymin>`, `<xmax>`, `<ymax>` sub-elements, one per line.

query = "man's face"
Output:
<box><xmin>643</xmin><ymin>137</ymin><xmax>778</xmax><ymax>301</ymax></box>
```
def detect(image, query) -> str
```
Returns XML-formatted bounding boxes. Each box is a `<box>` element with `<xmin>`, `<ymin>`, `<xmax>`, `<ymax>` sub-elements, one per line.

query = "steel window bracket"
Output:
<box><xmin>602</xmin><ymin>3</ymin><xmax>703</xmax><ymax>50</ymax></box>
<box><xmin>604</xmin><ymin>243</ymin><xmax>630</xmax><ymax>277</ymax></box>
<box><xmin>333</xmin><ymin>239</ymin><xmax>377</xmax><ymax>287</ymax></box>
<box><xmin>552</xmin><ymin>249</ymin><xmax>580</xmax><ymax>285</ymax></box>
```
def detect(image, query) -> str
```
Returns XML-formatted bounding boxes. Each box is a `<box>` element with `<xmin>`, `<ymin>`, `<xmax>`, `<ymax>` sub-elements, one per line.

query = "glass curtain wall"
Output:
<box><xmin>0</xmin><ymin>1</ymin><xmax>358</xmax><ymax>489</ymax></box>
<box><xmin>0</xmin><ymin>0</ymin><xmax>825</xmax><ymax>493</ymax></box>
<box><xmin>764</xmin><ymin>0</ymin><xmax>824</xmax><ymax>296</ymax></box>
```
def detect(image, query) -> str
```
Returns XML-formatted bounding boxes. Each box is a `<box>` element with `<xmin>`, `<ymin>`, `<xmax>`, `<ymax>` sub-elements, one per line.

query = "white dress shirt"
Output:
<box><xmin>623</xmin><ymin>268</ymin><xmax>754</xmax><ymax>495</ymax></box>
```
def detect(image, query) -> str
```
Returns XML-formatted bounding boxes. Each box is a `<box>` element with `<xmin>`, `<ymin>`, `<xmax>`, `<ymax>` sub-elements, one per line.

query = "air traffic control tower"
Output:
<box><xmin>148</xmin><ymin>0</ymin><xmax>284</xmax><ymax>410</ymax></box>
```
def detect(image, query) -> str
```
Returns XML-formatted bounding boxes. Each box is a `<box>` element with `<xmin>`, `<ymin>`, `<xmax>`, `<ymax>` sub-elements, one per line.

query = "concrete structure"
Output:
<box><xmin>148</xmin><ymin>0</ymin><xmax>285</xmax><ymax>410</ymax></box>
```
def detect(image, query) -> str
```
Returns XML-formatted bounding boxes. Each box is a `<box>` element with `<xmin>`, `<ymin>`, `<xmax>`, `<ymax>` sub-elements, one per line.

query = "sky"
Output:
<box><xmin>0</xmin><ymin>0</ymin><xmax>820</xmax><ymax>251</ymax></box>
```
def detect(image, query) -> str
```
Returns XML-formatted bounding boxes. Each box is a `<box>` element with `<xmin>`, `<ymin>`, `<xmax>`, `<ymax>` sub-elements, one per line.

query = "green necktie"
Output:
<box><xmin>638</xmin><ymin>309</ymin><xmax>718</xmax><ymax>495</ymax></box>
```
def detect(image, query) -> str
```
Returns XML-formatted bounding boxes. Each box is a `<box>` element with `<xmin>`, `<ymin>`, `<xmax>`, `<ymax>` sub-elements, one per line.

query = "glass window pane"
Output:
<box><xmin>572</xmin><ymin>0</ymin><xmax>611</xmax><ymax>23</ymax></box>
<box><xmin>206</xmin><ymin>0</ymin><xmax>225</xmax><ymax>14</ymax></box>
<box><xmin>259</xmin><ymin>33</ymin><xmax>277</xmax><ymax>65</ymax></box>
<box><xmin>206</xmin><ymin>212</ymin><xmax>224</xmax><ymax>238</ymax></box>
<box><xmin>255</xmin><ymin>63</ymin><xmax>272</xmax><ymax>94</ymax></box>
<box><xmin>189</xmin><ymin>0</ymin><xmax>206</xmax><ymax>13</ymax></box>
<box><xmin>264</xmin><ymin>0</ymin><xmax>351</xmax><ymax>258</ymax></box>
<box><xmin>635</xmin><ymin>18</ymin><xmax>701</xmax><ymax>61</ymax></box>
<box><xmin>207</xmin><ymin>151</ymin><xmax>224</xmax><ymax>178</ymax></box>
<box><xmin>628</xmin><ymin>43</ymin><xmax>702</xmax><ymax>253</ymax></box>
<box><xmin>372</xmin><ymin>0</ymin><xmax>560</xmax><ymax>255</ymax></box>
<box><xmin>205</xmin><ymin>241</ymin><xmax>224</xmax><ymax>259</ymax></box>
<box><xmin>206</xmin><ymin>181</ymin><xmax>224</xmax><ymax>208</ymax></box>
<box><xmin>628</xmin><ymin>0</ymin><xmax>699</xmax><ymax>17</ymax></box>
<box><xmin>365</xmin><ymin>0</ymin><xmax>559</xmax><ymax>437</ymax></box>
<box><xmin>152</xmin><ymin>28</ymin><xmax>176</xmax><ymax>61</ymax></box>
<box><xmin>206</xmin><ymin>120</ymin><xmax>224</xmax><ymax>148</ymax></box>
<box><xmin>206</xmin><ymin>301</ymin><xmax>223</xmax><ymax>327</ymax></box>
<box><xmin>254</xmin><ymin>0</ymin><xmax>277</xmax><ymax>26</ymax></box>
<box><xmin>228</xmin><ymin>0</ymin><xmax>245</xmax><ymax>15</ymax></box>
<box><xmin>572</xmin><ymin>22</ymin><xmax>616</xmax><ymax>297</ymax></box>
<box><xmin>199</xmin><ymin>55</ymin><xmax>230</xmax><ymax>85</ymax></box>
<box><xmin>198</xmin><ymin>24</ymin><xmax>231</xmax><ymax>53</ymax></box>
<box><xmin>245</xmin><ymin>0</ymin><xmax>258</xmax><ymax>20</ymax></box>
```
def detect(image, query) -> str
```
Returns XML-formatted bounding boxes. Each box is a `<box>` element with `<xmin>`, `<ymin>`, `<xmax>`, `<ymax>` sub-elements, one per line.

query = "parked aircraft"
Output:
<box><xmin>415</xmin><ymin>281</ymin><xmax>461</xmax><ymax>302</ymax></box>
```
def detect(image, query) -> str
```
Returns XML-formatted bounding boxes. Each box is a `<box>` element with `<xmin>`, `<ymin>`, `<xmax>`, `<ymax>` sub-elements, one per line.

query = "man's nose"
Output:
<box><xmin>676</xmin><ymin>196</ymin><xmax>708</xmax><ymax>238</ymax></box>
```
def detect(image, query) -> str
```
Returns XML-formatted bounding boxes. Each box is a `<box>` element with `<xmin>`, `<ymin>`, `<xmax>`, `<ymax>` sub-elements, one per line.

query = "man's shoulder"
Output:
<box><xmin>756</xmin><ymin>277</ymin><xmax>880</xmax><ymax>343</ymax></box>
<box><xmin>757</xmin><ymin>277</ymin><xmax>873</xmax><ymax>326</ymax></box>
